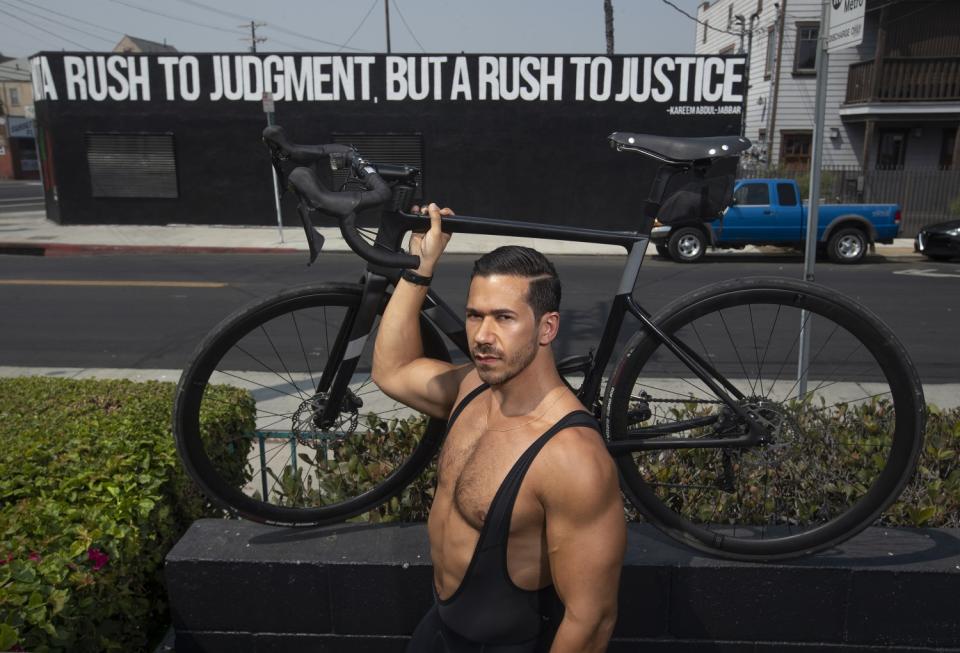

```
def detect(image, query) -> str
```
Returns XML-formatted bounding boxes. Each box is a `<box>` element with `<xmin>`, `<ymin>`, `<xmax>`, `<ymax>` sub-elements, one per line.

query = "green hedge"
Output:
<box><xmin>367</xmin><ymin>402</ymin><xmax>960</xmax><ymax>529</ymax></box>
<box><xmin>3</xmin><ymin>377</ymin><xmax>956</xmax><ymax>649</ymax></box>
<box><xmin>0</xmin><ymin>377</ymin><xmax>254</xmax><ymax>652</ymax></box>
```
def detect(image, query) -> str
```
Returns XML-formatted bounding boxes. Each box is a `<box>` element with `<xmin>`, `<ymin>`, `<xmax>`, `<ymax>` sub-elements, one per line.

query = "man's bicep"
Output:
<box><xmin>544</xmin><ymin>445</ymin><xmax>626</xmax><ymax>622</ymax></box>
<box><xmin>376</xmin><ymin>359</ymin><xmax>473</xmax><ymax>419</ymax></box>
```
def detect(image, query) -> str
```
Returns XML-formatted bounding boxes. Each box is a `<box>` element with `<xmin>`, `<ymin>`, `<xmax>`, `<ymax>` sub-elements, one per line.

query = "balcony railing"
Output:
<box><xmin>845</xmin><ymin>57</ymin><xmax>960</xmax><ymax>104</ymax></box>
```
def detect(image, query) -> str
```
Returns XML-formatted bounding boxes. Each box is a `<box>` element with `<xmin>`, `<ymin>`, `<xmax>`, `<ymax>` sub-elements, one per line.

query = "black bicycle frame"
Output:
<box><xmin>315</xmin><ymin>206</ymin><xmax>769</xmax><ymax>453</ymax></box>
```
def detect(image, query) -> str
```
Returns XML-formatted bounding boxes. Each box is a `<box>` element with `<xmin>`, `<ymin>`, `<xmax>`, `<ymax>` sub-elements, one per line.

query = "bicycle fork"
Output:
<box><xmin>313</xmin><ymin>274</ymin><xmax>390</xmax><ymax>428</ymax></box>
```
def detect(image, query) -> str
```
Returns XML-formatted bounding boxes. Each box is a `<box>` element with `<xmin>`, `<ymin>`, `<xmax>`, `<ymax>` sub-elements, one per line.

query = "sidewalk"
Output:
<box><xmin>0</xmin><ymin>208</ymin><xmax>920</xmax><ymax>258</ymax></box>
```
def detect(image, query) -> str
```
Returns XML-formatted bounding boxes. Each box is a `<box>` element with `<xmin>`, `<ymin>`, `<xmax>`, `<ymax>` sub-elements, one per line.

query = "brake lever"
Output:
<box><xmin>295</xmin><ymin>202</ymin><xmax>325</xmax><ymax>266</ymax></box>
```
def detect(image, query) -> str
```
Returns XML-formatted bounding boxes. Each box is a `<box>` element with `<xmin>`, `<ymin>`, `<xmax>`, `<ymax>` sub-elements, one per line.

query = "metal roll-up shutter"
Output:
<box><xmin>331</xmin><ymin>133</ymin><xmax>423</xmax><ymax>199</ymax></box>
<box><xmin>86</xmin><ymin>132</ymin><xmax>178</xmax><ymax>198</ymax></box>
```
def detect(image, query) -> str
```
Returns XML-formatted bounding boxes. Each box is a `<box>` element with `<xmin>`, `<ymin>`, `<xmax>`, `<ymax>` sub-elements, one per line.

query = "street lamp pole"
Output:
<box><xmin>797</xmin><ymin>0</ymin><xmax>831</xmax><ymax>397</ymax></box>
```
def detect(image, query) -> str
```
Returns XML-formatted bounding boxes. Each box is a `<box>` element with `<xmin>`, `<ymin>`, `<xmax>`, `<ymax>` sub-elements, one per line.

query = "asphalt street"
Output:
<box><xmin>1</xmin><ymin>250</ymin><xmax>957</xmax><ymax>383</ymax></box>
<box><xmin>0</xmin><ymin>180</ymin><xmax>43</xmax><ymax>214</ymax></box>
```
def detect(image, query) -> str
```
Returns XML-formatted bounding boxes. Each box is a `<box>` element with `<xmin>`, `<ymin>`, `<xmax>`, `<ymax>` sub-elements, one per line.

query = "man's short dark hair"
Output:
<box><xmin>471</xmin><ymin>246</ymin><xmax>561</xmax><ymax>322</ymax></box>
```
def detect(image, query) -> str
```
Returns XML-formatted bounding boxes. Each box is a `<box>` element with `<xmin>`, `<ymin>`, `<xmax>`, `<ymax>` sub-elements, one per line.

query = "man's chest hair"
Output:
<box><xmin>438</xmin><ymin>417</ymin><xmax>544</xmax><ymax>530</ymax></box>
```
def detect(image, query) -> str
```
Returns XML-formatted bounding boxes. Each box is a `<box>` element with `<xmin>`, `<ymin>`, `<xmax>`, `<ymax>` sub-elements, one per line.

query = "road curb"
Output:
<box><xmin>0</xmin><ymin>242</ymin><xmax>302</xmax><ymax>257</ymax></box>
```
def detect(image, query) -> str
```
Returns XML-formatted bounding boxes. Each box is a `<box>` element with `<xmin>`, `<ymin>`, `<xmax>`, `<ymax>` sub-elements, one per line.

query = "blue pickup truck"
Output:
<box><xmin>651</xmin><ymin>178</ymin><xmax>901</xmax><ymax>264</ymax></box>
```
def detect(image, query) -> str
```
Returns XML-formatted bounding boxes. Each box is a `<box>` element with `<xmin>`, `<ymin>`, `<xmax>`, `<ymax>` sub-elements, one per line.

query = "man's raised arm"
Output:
<box><xmin>372</xmin><ymin>203</ymin><xmax>471</xmax><ymax>420</ymax></box>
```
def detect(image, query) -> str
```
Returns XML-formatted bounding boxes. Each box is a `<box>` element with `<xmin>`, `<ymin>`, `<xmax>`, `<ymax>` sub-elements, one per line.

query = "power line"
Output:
<box><xmin>105</xmin><ymin>0</ymin><xmax>247</xmax><ymax>36</ymax></box>
<box><xmin>257</xmin><ymin>31</ymin><xmax>310</xmax><ymax>52</ymax></box>
<box><xmin>339</xmin><ymin>0</ymin><xmax>380</xmax><ymax>52</ymax></box>
<box><xmin>659</xmin><ymin>0</ymin><xmax>746</xmax><ymax>38</ymax></box>
<box><xmin>391</xmin><ymin>0</ymin><xmax>425</xmax><ymax>52</ymax></box>
<box><xmin>172</xmin><ymin>0</ymin><xmax>251</xmax><ymax>23</ymax></box>
<box><xmin>0</xmin><ymin>0</ymin><xmax>115</xmax><ymax>45</ymax></box>
<box><xmin>7</xmin><ymin>0</ymin><xmax>124</xmax><ymax>38</ymax></box>
<box><xmin>0</xmin><ymin>7</ymin><xmax>93</xmax><ymax>49</ymax></box>
<box><xmin>169</xmin><ymin>0</ymin><xmax>367</xmax><ymax>52</ymax></box>
<box><xmin>263</xmin><ymin>22</ymin><xmax>366</xmax><ymax>52</ymax></box>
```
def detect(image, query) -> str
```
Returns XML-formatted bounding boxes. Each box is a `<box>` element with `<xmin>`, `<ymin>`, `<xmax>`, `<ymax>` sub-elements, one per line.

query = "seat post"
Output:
<box><xmin>644</xmin><ymin>164</ymin><xmax>687</xmax><ymax>219</ymax></box>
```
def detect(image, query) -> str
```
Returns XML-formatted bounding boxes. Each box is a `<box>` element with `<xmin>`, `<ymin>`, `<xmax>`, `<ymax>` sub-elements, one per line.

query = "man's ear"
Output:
<box><xmin>538</xmin><ymin>312</ymin><xmax>560</xmax><ymax>346</ymax></box>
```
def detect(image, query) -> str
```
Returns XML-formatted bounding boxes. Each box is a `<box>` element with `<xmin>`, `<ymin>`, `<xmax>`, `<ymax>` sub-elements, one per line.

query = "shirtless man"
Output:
<box><xmin>372</xmin><ymin>203</ymin><xmax>626</xmax><ymax>652</ymax></box>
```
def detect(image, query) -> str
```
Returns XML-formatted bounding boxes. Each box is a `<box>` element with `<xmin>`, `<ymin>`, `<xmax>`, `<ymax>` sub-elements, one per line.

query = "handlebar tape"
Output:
<box><xmin>263</xmin><ymin>125</ymin><xmax>354</xmax><ymax>164</ymax></box>
<box><xmin>287</xmin><ymin>166</ymin><xmax>420</xmax><ymax>269</ymax></box>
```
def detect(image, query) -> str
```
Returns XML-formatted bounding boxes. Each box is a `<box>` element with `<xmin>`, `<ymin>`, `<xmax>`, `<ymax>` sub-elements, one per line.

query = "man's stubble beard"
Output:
<box><xmin>473</xmin><ymin>335</ymin><xmax>539</xmax><ymax>386</ymax></box>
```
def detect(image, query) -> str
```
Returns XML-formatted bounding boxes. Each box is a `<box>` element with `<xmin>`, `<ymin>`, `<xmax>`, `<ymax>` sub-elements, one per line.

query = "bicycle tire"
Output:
<box><xmin>604</xmin><ymin>276</ymin><xmax>925</xmax><ymax>560</ymax></box>
<box><xmin>173</xmin><ymin>282</ymin><xmax>451</xmax><ymax>526</ymax></box>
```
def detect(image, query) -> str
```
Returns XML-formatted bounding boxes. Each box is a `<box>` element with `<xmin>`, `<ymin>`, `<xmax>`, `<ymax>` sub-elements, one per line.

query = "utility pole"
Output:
<box><xmin>735</xmin><ymin>12</ymin><xmax>760</xmax><ymax>137</ymax></box>
<box><xmin>765</xmin><ymin>1</ymin><xmax>786</xmax><ymax>166</ymax></box>
<box><xmin>384</xmin><ymin>0</ymin><xmax>392</xmax><ymax>53</ymax></box>
<box><xmin>604</xmin><ymin>0</ymin><xmax>615</xmax><ymax>56</ymax></box>
<box><xmin>240</xmin><ymin>21</ymin><xmax>267</xmax><ymax>53</ymax></box>
<box><xmin>797</xmin><ymin>0</ymin><xmax>830</xmax><ymax>397</ymax></box>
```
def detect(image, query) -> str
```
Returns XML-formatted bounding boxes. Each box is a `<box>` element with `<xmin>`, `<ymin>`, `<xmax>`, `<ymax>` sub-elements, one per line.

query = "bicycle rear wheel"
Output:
<box><xmin>173</xmin><ymin>282</ymin><xmax>450</xmax><ymax>526</ymax></box>
<box><xmin>604</xmin><ymin>276</ymin><xmax>925</xmax><ymax>560</ymax></box>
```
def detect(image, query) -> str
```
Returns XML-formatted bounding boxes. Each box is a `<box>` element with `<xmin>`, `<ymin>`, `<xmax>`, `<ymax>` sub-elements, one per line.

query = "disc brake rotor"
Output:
<box><xmin>290</xmin><ymin>390</ymin><xmax>361</xmax><ymax>448</ymax></box>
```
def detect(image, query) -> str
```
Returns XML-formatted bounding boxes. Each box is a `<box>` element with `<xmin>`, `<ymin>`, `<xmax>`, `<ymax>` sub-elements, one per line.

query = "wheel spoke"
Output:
<box><xmin>608</xmin><ymin>280</ymin><xmax>919</xmax><ymax>560</ymax></box>
<box><xmin>177</xmin><ymin>290</ymin><xmax>446</xmax><ymax>524</ymax></box>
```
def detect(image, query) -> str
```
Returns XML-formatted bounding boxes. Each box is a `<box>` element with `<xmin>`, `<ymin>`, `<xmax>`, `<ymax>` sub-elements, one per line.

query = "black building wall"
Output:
<box><xmin>31</xmin><ymin>52</ymin><xmax>745</xmax><ymax>229</ymax></box>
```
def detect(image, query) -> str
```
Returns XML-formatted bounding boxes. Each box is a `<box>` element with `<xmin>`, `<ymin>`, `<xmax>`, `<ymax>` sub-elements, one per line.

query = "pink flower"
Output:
<box><xmin>87</xmin><ymin>547</ymin><xmax>109</xmax><ymax>571</ymax></box>
<box><xmin>28</xmin><ymin>551</ymin><xmax>41</xmax><ymax>562</ymax></box>
<box><xmin>0</xmin><ymin>553</ymin><xmax>12</xmax><ymax>565</ymax></box>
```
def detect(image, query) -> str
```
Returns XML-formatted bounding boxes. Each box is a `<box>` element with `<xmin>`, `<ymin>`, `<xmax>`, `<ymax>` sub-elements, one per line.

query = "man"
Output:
<box><xmin>372</xmin><ymin>203</ymin><xmax>626</xmax><ymax>652</ymax></box>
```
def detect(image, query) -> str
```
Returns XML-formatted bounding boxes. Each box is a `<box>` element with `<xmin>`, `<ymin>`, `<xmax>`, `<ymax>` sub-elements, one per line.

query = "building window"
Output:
<box><xmin>939</xmin><ymin>128</ymin><xmax>956</xmax><ymax>169</ymax></box>
<box><xmin>781</xmin><ymin>131</ymin><xmax>812</xmax><ymax>168</ymax></box>
<box><xmin>758</xmin><ymin>128</ymin><xmax>768</xmax><ymax>143</ymax></box>
<box><xmin>703</xmin><ymin>20</ymin><xmax>709</xmax><ymax>44</ymax></box>
<box><xmin>86</xmin><ymin>133</ymin><xmax>178</xmax><ymax>198</ymax></box>
<box><xmin>9</xmin><ymin>87</ymin><xmax>20</xmax><ymax>107</ymax></box>
<box><xmin>793</xmin><ymin>22</ymin><xmax>819</xmax><ymax>74</ymax></box>
<box><xmin>765</xmin><ymin>25</ymin><xmax>777</xmax><ymax>78</ymax></box>
<box><xmin>876</xmin><ymin>129</ymin><xmax>908</xmax><ymax>169</ymax></box>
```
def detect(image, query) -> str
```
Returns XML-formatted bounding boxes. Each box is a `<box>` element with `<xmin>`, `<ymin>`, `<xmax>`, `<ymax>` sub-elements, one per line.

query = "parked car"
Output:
<box><xmin>651</xmin><ymin>178</ymin><xmax>901</xmax><ymax>264</ymax></box>
<box><xmin>915</xmin><ymin>219</ymin><xmax>960</xmax><ymax>261</ymax></box>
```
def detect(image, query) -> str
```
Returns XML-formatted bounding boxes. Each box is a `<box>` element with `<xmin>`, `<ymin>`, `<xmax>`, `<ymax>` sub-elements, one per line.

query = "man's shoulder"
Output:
<box><xmin>535</xmin><ymin>416</ymin><xmax>614</xmax><ymax>499</ymax></box>
<box><xmin>446</xmin><ymin>366</ymin><xmax>483</xmax><ymax>417</ymax></box>
<box><xmin>542</xmin><ymin>421</ymin><xmax>608</xmax><ymax>467</ymax></box>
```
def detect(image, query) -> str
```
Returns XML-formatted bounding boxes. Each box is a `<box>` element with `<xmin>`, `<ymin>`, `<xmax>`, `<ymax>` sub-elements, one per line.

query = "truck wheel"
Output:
<box><xmin>655</xmin><ymin>244</ymin><xmax>671</xmax><ymax>259</ymax></box>
<box><xmin>668</xmin><ymin>227</ymin><xmax>706</xmax><ymax>263</ymax></box>
<box><xmin>827</xmin><ymin>228</ymin><xmax>867</xmax><ymax>264</ymax></box>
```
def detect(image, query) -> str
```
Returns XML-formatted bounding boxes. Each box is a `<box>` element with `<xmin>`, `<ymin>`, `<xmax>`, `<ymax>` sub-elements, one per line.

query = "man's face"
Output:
<box><xmin>465</xmin><ymin>274</ymin><xmax>540</xmax><ymax>386</ymax></box>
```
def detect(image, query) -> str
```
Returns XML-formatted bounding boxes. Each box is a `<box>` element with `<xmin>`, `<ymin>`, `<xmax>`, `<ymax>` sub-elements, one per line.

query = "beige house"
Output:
<box><xmin>0</xmin><ymin>56</ymin><xmax>36</xmax><ymax>179</ymax></box>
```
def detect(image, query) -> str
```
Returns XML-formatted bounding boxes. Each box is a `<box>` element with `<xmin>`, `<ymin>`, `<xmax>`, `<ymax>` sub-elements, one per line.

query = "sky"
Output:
<box><xmin>0</xmin><ymin>0</ymin><xmax>706</xmax><ymax>59</ymax></box>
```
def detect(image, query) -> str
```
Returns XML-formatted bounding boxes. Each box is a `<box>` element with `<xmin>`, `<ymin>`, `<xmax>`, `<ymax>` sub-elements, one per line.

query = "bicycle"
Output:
<box><xmin>172</xmin><ymin>126</ymin><xmax>926</xmax><ymax>561</ymax></box>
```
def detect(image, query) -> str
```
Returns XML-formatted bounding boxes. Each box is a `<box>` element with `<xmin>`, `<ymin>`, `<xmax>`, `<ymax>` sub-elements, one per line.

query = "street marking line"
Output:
<box><xmin>893</xmin><ymin>269</ymin><xmax>960</xmax><ymax>279</ymax></box>
<box><xmin>0</xmin><ymin>279</ymin><xmax>227</xmax><ymax>288</ymax></box>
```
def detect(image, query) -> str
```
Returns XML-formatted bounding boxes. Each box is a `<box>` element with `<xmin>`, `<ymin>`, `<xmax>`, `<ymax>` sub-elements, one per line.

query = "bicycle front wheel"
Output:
<box><xmin>173</xmin><ymin>283</ymin><xmax>450</xmax><ymax>526</ymax></box>
<box><xmin>604</xmin><ymin>276</ymin><xmax>925</xmax><ymax>560</ymax></box>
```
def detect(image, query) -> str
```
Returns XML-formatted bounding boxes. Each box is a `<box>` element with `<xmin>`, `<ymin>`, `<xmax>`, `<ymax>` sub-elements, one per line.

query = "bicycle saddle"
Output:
<box><xmin>609</xmin><ymin>132</ymin><xmax>750</xmax><ymax>164</ymax></box>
